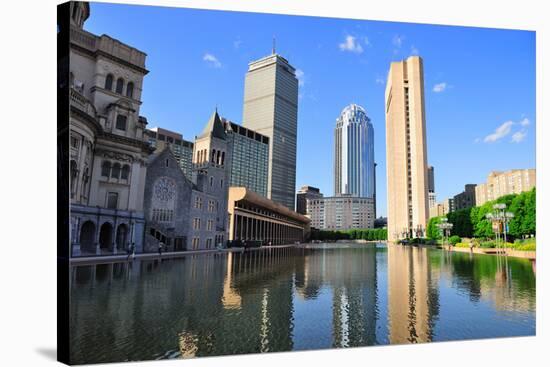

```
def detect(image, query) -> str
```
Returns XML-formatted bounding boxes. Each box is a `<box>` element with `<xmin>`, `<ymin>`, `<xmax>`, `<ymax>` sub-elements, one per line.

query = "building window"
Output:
<box><xmin>101</xmin><ymin>161</ymin><xmax>111</xmax><ymax>177</ymax></box>
<box><xmin>70</xmin><ymin>136</ymin><xmax>79</xmax><ymax>149</ymax></box>
<box><xmin>165</xmin><ymin>159</ymin><xmax>169</xmax><ymax>168</ymax></box>
<box><xmin>105</xmin><ymin>74</ymin><xmax>114</xmax><ymax>91</ymax></box>
<box><xmin>194</xmin><ymin>196</ymin><xmax>202</xmax><ymax>209</ymax></box>
<box><xmin>210</xmin><ymin>176</ymin><xmax>214</xmax><ymax>186</ymax></box>
<box><xmin>116</xmin><ymin>78</ymin><xmax>124</xmax><ymax>94</ymax></box>
<box><xmin>220</xmin><ymin>179</ymin><xmax>224</xmax><ymax>188</ymax></box>
<box><xmin>126</xmin><ymin>82</ymin><xmax>134</xmax><ymax>98</ymax></box>
<box><xmin>208</xmin><ymin>200</ymin><xmax>215</xmax><ymax>212</ymax></box>
<box><xmin>111</xmin><ymin>163</ymin><xmax>121</xmax><ymax>178</ymax></box>
<box><xmin>116</xmin><ymin>115</ymin><xmax>127</xmax><ymax>131</ymax></box>
<box><xmin>193</xmin><ymin>218</ymin><xmax>201</xmax><ymax>230</ymax></box>
<box><xmin>192</xmin><ymin>237</ymin><xmax>200</xmax><ymax>250</ymax></box>
<box><xmin>207</xmin><ymin>220</ymin><xmax>213</xmax><ymax>231</ymax></box>
<box><xmin>106</xmin><ymin>192</ymin><xmax>118</xmax><ymax>209</ymax></box>
<box><xmin>121</xmin><ymin>164</ymin><xmax>130</xmax><ymax>180</ymax></box>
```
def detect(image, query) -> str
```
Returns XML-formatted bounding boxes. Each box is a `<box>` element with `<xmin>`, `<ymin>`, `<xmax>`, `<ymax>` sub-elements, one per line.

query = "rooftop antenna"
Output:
<box><xmin>272</xmin><ymin>36</ymin><xmax>276</xmax><ymax>55</ymax></box>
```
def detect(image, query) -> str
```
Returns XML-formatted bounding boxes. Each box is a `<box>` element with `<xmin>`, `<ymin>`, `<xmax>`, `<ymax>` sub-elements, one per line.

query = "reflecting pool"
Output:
<box><xmin>69</xmin><ymin>243</ymin><xmax>535</xmax><ymax>364</ymax></box>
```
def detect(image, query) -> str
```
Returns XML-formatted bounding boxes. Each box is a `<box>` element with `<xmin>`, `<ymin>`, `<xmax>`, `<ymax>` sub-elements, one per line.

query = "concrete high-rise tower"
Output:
<box><xmin>242</xmin><ymin>52</ymin><xmax>299</xmax><ymax>210</ymax></box>
<box><xmin>385</xmin><ymin>56</ymin><xmax>429</xmax><ymax>241</ymax></box>
<box><xmin>334</xmin><ymin>104</ymin><xmax>375</xmax><ymax>198</ymax></box>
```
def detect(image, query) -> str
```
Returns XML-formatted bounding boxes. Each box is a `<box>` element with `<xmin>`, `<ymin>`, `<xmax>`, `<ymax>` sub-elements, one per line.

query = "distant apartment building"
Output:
<box><xmin>296</xmin><ymin>185</ymin><xmax>323</xmax><ymax>215</ymax></box>
<box><xmin>385</xmin><ymin>56</ymin><xmax>429</xmax><ymax>240</ymax></box>
<box><xmin>428</xmin><ymin>197</ymin><xmax>455</xmax><ymax>218</ymax></box>
<box><xmin>475</xmin><ymin>169</ymin><xmax>536</xmax><ymax>206</ymax></box>
<box><xmin>429</xmin><ymin>203</ymin><xmax>446</xmax><ymax>218</ymax></box>
<box><xmin>222</xmin><ymin>118</ymin><xmax>269</xmax><ymax>197</ymax></box>
<box><xmin>145</xmin><ymin>127</ymin><xmax>194</xmax><ymax>179</ymax></box>
<box><xmin>307</xmin><ymin>194</ymin><xmax>375</xmax><ymax>230</ymax></box>
<box><xmin>454</xmin><ymin>184</ymin><xmax>477</xmax><ymax>211</ymax></box>
<box><xmin>428</xmin><ymin>166</ymin><xmax>436</xmax><ymax>208</ymax></box>
<box><xmin>242</xmin><ymin>52</ymin><xmax>299</xmax><ymax>209</ymax></box>
<box><xmin>443</xmin><ymin>197</ymin><xmax>455</xmax><ymax>214</ymax></box>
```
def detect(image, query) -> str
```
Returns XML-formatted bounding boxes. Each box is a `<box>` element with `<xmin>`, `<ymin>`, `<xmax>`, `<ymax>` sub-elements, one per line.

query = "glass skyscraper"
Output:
<box><xmin>334</xmin><ymin>104</ymin><xmax>375</xmax><ymax>198</ymax></box>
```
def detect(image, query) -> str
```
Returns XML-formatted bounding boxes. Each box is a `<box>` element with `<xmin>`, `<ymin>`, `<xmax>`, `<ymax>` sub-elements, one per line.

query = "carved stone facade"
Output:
<box><xmin>142</xmin><ymin>111</ymin><xmax>233</xmax><ymax>252</ymax></box>
<box><xmin>144</xmin><ymin>148</ymin><xmax>193</xmax><ymax>252</ymax></box>
<box><xmin>69</xmin><ymin>1</ymin><xmax>151</xmax><ymax>256</ymax></box>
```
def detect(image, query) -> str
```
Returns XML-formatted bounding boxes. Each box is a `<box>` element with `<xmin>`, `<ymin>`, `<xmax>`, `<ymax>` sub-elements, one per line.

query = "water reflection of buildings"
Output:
<box><xmin>387</xmin><ymin>245</ymin><xmax>439</xmax><ymax>344</ymax></box>
<box><xmin>295</xmin><ymin>246</ymin><xmax>378</xmax><ymax>347</ymax></box>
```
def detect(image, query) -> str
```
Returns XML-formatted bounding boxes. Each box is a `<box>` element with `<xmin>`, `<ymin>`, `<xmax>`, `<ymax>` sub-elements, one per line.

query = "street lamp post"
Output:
<box><xmin>437</xmin><ymin>217</ymin><xmax>453</xmax><ymax>249</ymax></box>
<box><xmin>486</xmin><ymin>203</ymin><xmax>515</xmax><ymax>253</ymax></box>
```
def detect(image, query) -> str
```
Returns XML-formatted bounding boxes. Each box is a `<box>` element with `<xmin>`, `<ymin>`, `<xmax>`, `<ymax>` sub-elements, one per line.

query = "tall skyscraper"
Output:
<box><xmin>242</xmin><ymin>52</ymin><xmax>299</xmax><ymax>210</ymax></box>
<box><xmin>334</xmin><ymin>104</ymin><xmax>375</xmax><ymax>198</ymax></box>
<box><xmin>427</xmin><ymin>165</ymin><xmax>436</xmax><ymax>208</ymax></box>
<box><xmin>385</xmin><ymin>56</ymin><xmax>429</xmax><ymax>241</ymax></box>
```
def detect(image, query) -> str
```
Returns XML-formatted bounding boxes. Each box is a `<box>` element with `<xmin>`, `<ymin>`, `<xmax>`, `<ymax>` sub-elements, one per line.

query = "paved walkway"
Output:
<box><xmin>69</xmin><ymin>244</ymin><xmax>298</xmax><ymax>265</ymax></box>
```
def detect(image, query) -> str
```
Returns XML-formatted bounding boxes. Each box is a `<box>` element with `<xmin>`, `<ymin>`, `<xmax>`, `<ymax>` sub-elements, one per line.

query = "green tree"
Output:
<box><xmin>427</xmin><ymin>216</ymin><xmax>443</xmax><ymax>240</ymax></box>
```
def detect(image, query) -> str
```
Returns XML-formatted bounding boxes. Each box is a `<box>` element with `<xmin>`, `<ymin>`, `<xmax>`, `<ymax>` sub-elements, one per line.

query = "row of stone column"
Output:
<box><xmin>233</xmin><ymin>214</ymin><xmax>303</xmax><ymax>245</ymax></box>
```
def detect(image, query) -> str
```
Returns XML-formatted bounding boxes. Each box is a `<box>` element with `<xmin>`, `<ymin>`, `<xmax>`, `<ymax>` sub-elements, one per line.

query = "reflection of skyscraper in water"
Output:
<box><xmin>327</xmin><ymin>248</ymin><xmax>378</xmax><ymax>347</ymax></box>
<box><xmin>387</xmin><ymin>245</ymin><xmax>439</xmax><ymax>343</ymax></box>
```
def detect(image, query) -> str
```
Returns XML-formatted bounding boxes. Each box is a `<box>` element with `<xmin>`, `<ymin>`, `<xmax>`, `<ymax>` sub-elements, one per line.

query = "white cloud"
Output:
<box><xmin>511</xmin><ymin>130</ymin><xmax>527</xmax><ymax>143</ymax></box>
<box><xmin>375</xmin><ymin>76</ymin><xmax>385</xmax><ymax>85</ymax></box>
<box><xmin>339</xmin><ymin>35</ymin><xmax>363</xmax><ymax>53</ymax></box>
<box><xmin>483</xmin><ymin>121</ymin><xmax>514</xmax><ymax>143</ymax></box>
<box><xmin>392</xmin><ymin>35</ymin><xmax>404</xmax><ymax>48</ymax></box>
<box><xmin>203</xmin><ymin>53</ymin><xmax>221</xmax><ymax>68</ymax></box>
<box><xmin>410</xmin><ymin>45</ymin><xmax>419</xmax><ymax>55</ymax></box>
<box><xmin>364</xmin><ymin>36</ymin><xmax>371</xmax><ymax>46</ymax></box>
<box><xmin>295</xmin><ymin>69</ymin><xmax>305</xmax><ymax>87</ymax></box>
<box><xmin>519</xmin><ymin>118</ymin><xmax>530</xmax><ymax>126</ymax></box>
<box><xmin>432</xmin><ymin>82</ymin><xmax>447</xmax><ymax>93</ymax></box>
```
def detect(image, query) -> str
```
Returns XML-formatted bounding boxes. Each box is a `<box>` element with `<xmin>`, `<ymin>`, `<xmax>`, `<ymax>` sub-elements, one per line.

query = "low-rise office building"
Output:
<box><xmin>228</xmin><ymin>187</ymin><xmax>310</xmax><ymax>245</ymax></box>
<box><xmin>307</xmin><ymin>194</ymin><xmax>375</xmax><ymax>230</ymax></box>
<box><xmin>296</xmin><ymin>185</ymin><xmax>323</xmax><ymax>215</ymax></box>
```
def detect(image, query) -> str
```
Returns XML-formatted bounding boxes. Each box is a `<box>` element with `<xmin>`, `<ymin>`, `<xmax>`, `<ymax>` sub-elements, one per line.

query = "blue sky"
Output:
<box><xmin>85</xmin><ymin>2</ymin><xmax>536</xmax><ymax>217</ymax></box>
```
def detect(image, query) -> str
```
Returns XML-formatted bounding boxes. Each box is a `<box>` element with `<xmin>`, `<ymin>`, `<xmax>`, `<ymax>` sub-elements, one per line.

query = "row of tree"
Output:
<box><xmin>310</xmin><ymin>228</ymin><xmax>388</xmax><ymax>241</ymax></box>
<box><xmin>427</xmin><ymin>187</ymin><xmax>536</xmax><ymax>240</ymax></box>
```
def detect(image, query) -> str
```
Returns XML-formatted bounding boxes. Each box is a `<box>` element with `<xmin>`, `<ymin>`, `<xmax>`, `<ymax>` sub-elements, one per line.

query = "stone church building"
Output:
<box><xmin>68</xmin><ymin>2</ymin><xmax>151</xmax><ymax>256</ymax></box>
<box><xmin>143</xmin><ymin>111</ymin><xmax>232</xmax><ymax>252</ymax></box>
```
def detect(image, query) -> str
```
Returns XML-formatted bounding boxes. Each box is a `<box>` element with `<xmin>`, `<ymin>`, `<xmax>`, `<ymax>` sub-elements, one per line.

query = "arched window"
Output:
<box><xmin>116</xmin><ymin>78</ymin><xmax>124</xmax><ymax>94</ymax></box>
<box><xmin>105</xmin><ymin>74</ymin><xmax>114</xmax><ymax>91</ymax></box>
<box><xmin>221</xmin><ymin>151</ymin><xmax>225</xmax><ymax>166</ymax></box>
<box><xmin>101</xmin><ymin>161</ymin><xmax>111</xmax><ymax>177</ymax></box>
<box><xmin>121</xmin><ymin>165</ymin><xmax>130</xmax><ymax>180</ymax></box>
<box><xmin>126</xmin><ymin>82</ymin><xmax>134</xmax><ymax>98</ymax></box>
<box><xmin>211</xmin><ymin>149</ymin><xmax>216</xmax><ymax>163</ymax></box>
<box><xmin>111</xmin><ymin>163</ymin><xmax>121</xmax><ymax>178</ymax></box>
<box><xmin>216</xmin><ymin>150</ymin><xmax>221</xmax><ymax>165</ymax></box>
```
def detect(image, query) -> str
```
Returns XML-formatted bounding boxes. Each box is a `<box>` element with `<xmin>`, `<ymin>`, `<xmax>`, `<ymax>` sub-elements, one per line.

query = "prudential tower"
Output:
<box><xmin>334</xmin><ymin>104</ymin><xmax>375</xmax><ymax>198</ymax></box>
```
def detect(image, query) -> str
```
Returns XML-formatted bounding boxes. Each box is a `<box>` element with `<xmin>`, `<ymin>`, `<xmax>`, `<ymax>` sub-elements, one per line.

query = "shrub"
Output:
<box><xmin>449</xmin><ymin>235</ymin><xmax>461</xmax><ymax>245</ymax></box>
<box><xmin>479</xmin><ymin>241</ymin><xmax>496</xmax><ymax>248</ymax></box>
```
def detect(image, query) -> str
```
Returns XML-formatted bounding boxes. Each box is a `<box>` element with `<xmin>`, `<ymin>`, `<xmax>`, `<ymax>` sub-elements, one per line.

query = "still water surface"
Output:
<box><xmin>70</xmin><ymin>243</ymin><xmax>535</xmax><ymax>364</ymax></box>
